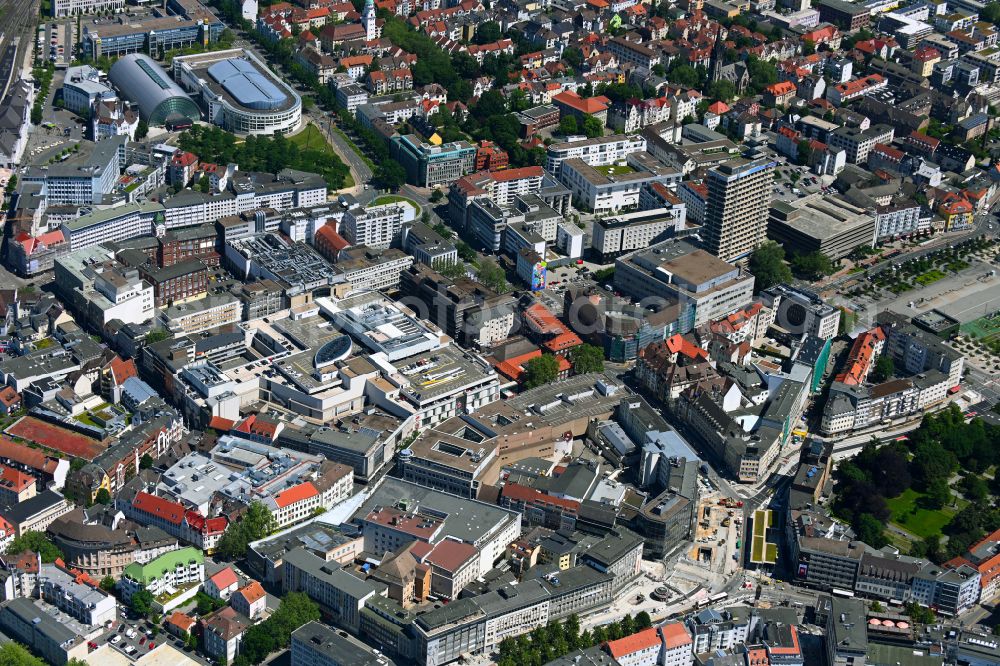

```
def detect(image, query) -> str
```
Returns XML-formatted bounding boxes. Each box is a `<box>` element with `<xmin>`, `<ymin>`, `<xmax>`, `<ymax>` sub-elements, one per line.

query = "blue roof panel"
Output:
<box><xmin>208</xmin><ymin>58</ymin><xmax>287</xmax><ymax>111</ymax></box>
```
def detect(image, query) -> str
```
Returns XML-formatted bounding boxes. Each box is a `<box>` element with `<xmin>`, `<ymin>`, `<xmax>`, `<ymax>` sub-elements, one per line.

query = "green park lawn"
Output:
<box><xmin>374</xmin><ymin>195</ymin><xmax>421</xmax><ymax>215</ymax></box>
<box><xmin>885</xmin><ymin>488</ymin><xmax>965</xmax><ymax>539</ymax></box>
<box><xmin>914</xmin><ymin>269</ymin><xmax>947</xmax><ymax>286</ymax></box>
<box><xmin>289</xmin><ymin>124</ymin><xmax>354</xmax><ymax>189</ymax></box>
<box><xmin>594</xmin><ymin>164</ymin><xmax>636</xmax><ymax>176</ymax></box>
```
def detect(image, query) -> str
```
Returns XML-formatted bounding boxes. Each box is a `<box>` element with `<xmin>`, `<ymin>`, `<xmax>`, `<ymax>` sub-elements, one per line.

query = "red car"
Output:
<box><xmin>148</xmin><ymin>643</ymin><xmax>156</xmax><ymax>650</ymax></box>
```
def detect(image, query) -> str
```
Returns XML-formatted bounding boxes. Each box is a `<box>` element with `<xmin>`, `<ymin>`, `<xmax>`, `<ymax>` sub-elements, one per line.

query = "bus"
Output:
<box><xmin>831</xmin><ymin>588</ymin><xmax>855</xmax><ymax>598</ymax></box>
<box><xmin>708</xmin><ymin>592</ymin><xmax>729</xmax><ymax>604</ymax></box>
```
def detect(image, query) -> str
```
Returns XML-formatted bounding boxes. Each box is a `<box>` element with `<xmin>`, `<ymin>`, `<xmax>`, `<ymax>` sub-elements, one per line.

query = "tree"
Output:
<box><xmin>924</xmin><ymin>477</ymin><xmax>951</xmax><ymax>510</ymax></box>
<box><xmin>582</xmin><ymin>115</ymin><xmax>604</xmax><ymax>138</ymax></box>
<box><xmin>476</xmin><ymin>258</ymin><xmax>509</xmax><ymax>293</ymax></box>
<box><xmin>145</xmin><ymin>328</ymin><xmax>171</xmax><ymax>344</ymax></box>
<box><xmin>870</xmin><ymin>600</ymin><xmax>884</xmax><ymax>613</ymax></box>
<box><xmin>790</xmin><ymin>251</ymin><xmax>835</xmax><ymax>279</ymax></box>
<box><xmin>100</xmin><ymin>575</ymin><xmax>116</xmax><ymax>592</ymax></box>
<box><xmin>983</xmin><ymin>1</ymin><xmax>1000</xmax><ymax>25</ymax></box>
<box><xmin>474</xmin><ymin>21</ymin><xmax>502</xmax><ymax>44</ymax></box>
<box><xmin>373</xmin><ymin>161</ymin><xmax>406</xmax><ymax>190</ymax></box>
<box><xmin>903</xmin><ymin>601</ymin><xmax>935</xmax><ymax>624</ymax></box>
<box><xmin>524</xmin><ymin>354</ymin><xmax>560</xmax><ymax>389</ymax></box>
<box><xmin>854</xmin><ymin>513</ymin><xmax>888</xmax><ymax>548</ymax></box>
<box><xmin>871</xmin><ymin>355</ymin><xmax>894</xmax><ymax>382</ymax></box>
<box><xmin>749</xmin><ymin>241</ymin><xmax>792</xmax><ymax>291</ymax></box>
<box><xmin>95</xmin><ymin>488</ymin><xmax>112</xmax><ymax>504</ymax></box>
<box><xmin>562</xmin><ymin>47</ymin><xmax>583</xmax><ymax>69</ymax></box>
<box><xmin>233</xmin><ymin>593</ymin><xmax>320</xmax><ymax>666</ymax></box>
<box><xmin>634</xmin><ymin>611</ymin><xmax>651</xmax><ymax>630</ymax></box>
<box><xmin>130</xmin><ymin>589</ymin><xmax>154</xmax><ymax>617</ymax></box>
<box><xmin>198</xmin><ymin>174</ymin><xmax>211</xmax><ymax>193</ymax></box>
<box><xmin>136</xmin><ymin>119</ymin><xmax>149</xmax><ymax>139</ymax></box>
<box><xmin>421</xmin><ymin>210</ymin><xmax>431</xmax><ymax>226</ymax></box>
<box><xmin>559</xmin><ymin>115</ymin><xmax>578</xmax><ymax>136</ymax></box>
<box><xmin>430</xmin><ymin>188</ymin><xmax>443</xmax><ymax>203</ymax></box>
<box><xmin>667</xmin><ymin>63</ymin><xmax>700</xmax><ymax>88</ymax></box>
<box><xmin>6</xmin><ymin>531</ymin><xmax>64</xmax><ymax>563</ymax></box>
<box><xmin>570</xmin><ymin>344</ymin><xmax>605</xmax><ymax>374</ymax></box>
<box><xmin>0</xmin><ymin>643</ymin><xmax>46</xmax><ymax>666</ymax></box>
<box><xmin>217</xmin><ymin>501</ymin><xmax>277</xmax><ymax>560</ymax></box>
<box><xmin>140</xmin><ymin>453</ymin><xmax>154</xmax><ymax>469</ymax></box>
<box><xmin>707</xmin><ymin>79</ymin><xmax>737</xmax><ymax>101</ymax></box>
<box><xmin>796</xmin><ymin>139</ymin><xmax>814</xmax><ymax>166</ymax></box>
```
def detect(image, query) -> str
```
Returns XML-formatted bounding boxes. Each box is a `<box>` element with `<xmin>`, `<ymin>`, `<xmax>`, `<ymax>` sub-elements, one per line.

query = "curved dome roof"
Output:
<box><xmin>108</xmin><ymin>54</ymin><xmax>199</xmax><ymax>125</ymax></box>
<box><xmin>208</xmin><ymin>58</ymin><xmax>287</xmax><ymax>111</ymax></box>
<box><xmin>315</xmin><ymin>335</ymin><xmax>352</xmax><ymax>368</ymax></box>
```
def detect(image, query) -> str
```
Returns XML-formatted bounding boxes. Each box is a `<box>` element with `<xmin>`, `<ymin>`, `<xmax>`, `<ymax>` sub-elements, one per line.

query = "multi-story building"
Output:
<box><xmin>118</xmin><ymin>546</ymin><xmax>205</xmax><ymax>603</ymax></box>
<box><xmin>605</xmin><ymin>36</ymin><xmax>661</xmax><ymax>70</ymax></box>
<box><xmin>545</xmin><ymin>135</ymin><xmax>646</xmax><ymax>176</ymax></box>
<box><xmin>701</xmin><ymin>158</ymin><xmax>776</xmax><ymax>262</ymax></box>
<box><xmin>558</xmin><ymin>152</ymin><xmax>681</xmax><ymax>214</ymax></box>
<box><xmin>283</xmin><ymin>548</ymin><xmax>384</xmax><ymax>634</ymax></box>
<box><xmin>614</xmin><ymin>239</ymin><xmax>755</xmax><ymax>333</ymax></box>
<box><xmin>23</xmin><ymin>137</ymin><xmax>123</xmax><ymax>206</ymax></box>
<box><xmin>874</xmin><ymin>201</ymin><xmax>925</xmax><ymax>241</ymax></box>
<box><xmin>759</xmin><ymin>285</ymin><xmax>841</xmax><ymax>340</ymax></box>
<box><xmin>400</xmin><ymin>263</ymin><xmax>516</xmax><ymax>348</ymax></box>
<box><xmin>173</xmin><ymin>49</ymin><xmax>302</xmax><ymax>136</ymax></box>
<box><xmin>827</xmin><ymin>124</ymin><xmax>895</xmax><ymax>164</ymax></box>
<box><xmin>823</xmin><ymin>596</ymin><xmax>868</xmax><ymax>666</ymax></box>
<box><xmin>341</xmin><ymin>202</ymin><xmax>409</xmax><ymax>250</ymax></box>
<box><xmin>591</xmin><ymin>207</ymin><xmax>685</xmax><ymax>262</ymax></box>
<box><xmin>391</xmin><ymin>134</ymin><xmax>476</xmax><ymax>187</ymax></box>
<box><xmin>768</xmin><ymin>194</ymin><xmax>875</xmax><ymax>260</ymax></box>
<box><xmin>398</xmin><ymin>422</ymin><xmax>498</xmax><ymax>499</ymax></box>
<box><xmin>52</xmin><ymin>0</ymin><xmax>124</xmax><ymax>17</ymax></box>
<box><xmin>38</xmin><ymin>562</ymin><xmax>117</xmax><ymax>627</ymax></box>
<box><xmin>878</xmin><ymin>311</ymin><xmax>964</xmax><ymax>389</ymax></box>
<box><xmin>292</xmin><ymin>621</ymin><xmax>389</xmax><ymax>666</ymax></box>
<box><xmin>157</xmin><ymin>295</ymin><xmax>241</xmax><ymax>336</ymax></box>
<box><xmin>61</xmin><ymin>65</ymin><xmax>115</xmax><ymax>115</ymax></box>
<box><xmin>0</xmin><ymin>464</ymin><xmax>36</xmax><ymax>505</ymax></box>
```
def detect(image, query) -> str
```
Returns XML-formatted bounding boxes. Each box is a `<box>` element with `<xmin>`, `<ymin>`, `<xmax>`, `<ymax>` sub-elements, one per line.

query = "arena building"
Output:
<box><xmin>173</xmin><ymin>48</ymin><xmax>301</xmax><ymax>135</ymax></box>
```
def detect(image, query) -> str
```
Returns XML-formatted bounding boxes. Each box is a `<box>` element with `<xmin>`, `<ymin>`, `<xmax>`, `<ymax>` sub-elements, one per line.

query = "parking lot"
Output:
<box><xmin>86</xmin><ymin>604</ymin><xmax>211</xmax><ymax>664</ymax></box>
<box><xmin>44</xmin><ymin>19</ymin><xmax>74</xmax><ymax>68</ymax></box>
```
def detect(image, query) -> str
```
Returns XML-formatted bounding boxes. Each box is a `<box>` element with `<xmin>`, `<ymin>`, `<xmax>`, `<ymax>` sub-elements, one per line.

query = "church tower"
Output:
<box><xmin>709</xmin><ymin>25</ymin><xmax>726</xmax><ymax>83</ymax></box>
<box><xmin>363</xmin><ymin>0</ymin><xmax>377</xmax><ymax>42</ymax></box>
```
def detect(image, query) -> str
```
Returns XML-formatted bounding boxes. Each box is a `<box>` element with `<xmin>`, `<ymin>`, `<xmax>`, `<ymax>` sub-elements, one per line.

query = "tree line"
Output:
<box><xmin>496</xmin><ymin>612</ymin><xmax>652</xmax><ymax>666</ymax></box>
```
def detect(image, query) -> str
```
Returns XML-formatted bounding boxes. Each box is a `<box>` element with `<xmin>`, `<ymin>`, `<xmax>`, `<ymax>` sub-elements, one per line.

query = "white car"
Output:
<box><xmin>126</xmin><ymin>629</ymin><xmax>137</xmax><ymax>639</ymax></box>
<box><xmin>110</xmin><ymin>635</ymin><xmax>121</xmax><ymax>645</ymax></box>
<box><xmin>124</xmin><ymin>645</ymin><xmax>137</xmax><ymax>655</ymax></box>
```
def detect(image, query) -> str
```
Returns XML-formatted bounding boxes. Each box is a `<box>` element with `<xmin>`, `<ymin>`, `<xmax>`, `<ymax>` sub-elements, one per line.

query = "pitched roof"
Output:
<box><xmin>132</xmin><ymin>492</ymin><xmax>185</xmax><ymax>525</ymax></box>
<box><xmin>660</xmin><ymin>622</ymin><xmax>693</xmax><ymax>649</ymax></box>
<box><xmin>274</xmin><ymin>481</ymin><xmax>319</xmax><ymax>508</ymax></box>
<box><xmin>606</xmin><ymin>628</ymin><xmax>660</xmax><ymax>658</ymax></box>
<box><xmin>235</xmin><ymin>581</ymin><xmax>267</xmax><ymax>604</ymax></box>
<box><xmin>425</xmin><ymin>539</ymin><xmax>478</xmax><ymax>573</ymax></box>
<box><xmin>209</xmin><ymin>567</ymin><xmax>239</xmax><ymax>590</ymax></box>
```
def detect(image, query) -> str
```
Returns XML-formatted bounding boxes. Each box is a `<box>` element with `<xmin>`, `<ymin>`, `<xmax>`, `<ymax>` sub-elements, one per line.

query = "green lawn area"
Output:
<box><xmin>289</xmin><ymin>124</ymin><xmax>354</xmax><ymax>189</ymax></box>
<box><xmin>885</xmin><ymin>488</ymin><xmax>964</xmax><ymax>539</ymax></box>
<box><xmin>594</xmin><ymin>164</ymin><xmax>636</xmax><ymax>176</ymax></box>
<box><xmin>373</xmin><ymin>195</ymin><xmax>421</xmax><ymax>216</ymax></box>
<box><xmin>915</xmin><ymin>269</ymin><xmax>947</xmax><ymax>286</ymax></box>
<box><xmin>961</xmin><ymin>313</ymin><xmax>1000</xmax><ymax>343</ymax></box>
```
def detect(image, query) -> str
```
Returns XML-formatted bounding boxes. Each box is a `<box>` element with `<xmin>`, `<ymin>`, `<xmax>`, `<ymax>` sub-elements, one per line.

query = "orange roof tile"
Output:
<box><xmin>660</xmin><ymin>622</ymin><xmax>692</xmax><ymax>649</ymax></box>
<box><xmin>607</xmin><ymin>628</ymin><xmax>661</xmax><ymax>658</ymax></box>
<box><xmin>236</xmin><ymin>581</ymin><xmax>267</xmax><ymax>604</ymax></box>
<box><xmin>274</xmin><ymin>481</ymin><xmax>319</xmax><ymax>508</ymax></box>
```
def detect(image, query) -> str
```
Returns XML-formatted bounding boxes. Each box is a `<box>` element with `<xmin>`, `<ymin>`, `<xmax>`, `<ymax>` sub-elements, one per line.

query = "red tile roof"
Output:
<box><xmin>607</xmin><ymin>628</ymin><xmax>660</xmax><ymax>658</ymax></box>
<box><xmin>425</xmin><ymin>539</ymin><xmax>478</xmax><ymax>573</ymax></box>
<box><xmin>489</xmin><ymin>166</ymin><xmax>544</xmax><ymax>182</ymax></box>
<box><xmin>660</xmin><ymin>622</ymin><xmax>692</xmax><ymax>649</ymax></box>
<box><xmin>501</xmin><ymin>482</ymin><xmax>580</xmax><ymax>512</ymax></box>
<box><xmin>209</xmin><ymin>567</ymin><xmax>239</xmax><ymax>590</ymax></box>
<box><xmin>274</xmin><ymin>481</ymin><xmax>319</xmax><ymax>509</ymax></box>
<box><xmin>552</xmin><ymin>90</ymin><xmax>611</xmax><ymax>114</ymax></box>
<box><xmin>0</xmin><ymin>464</ymin><xmax>35</xmax><ymax>494</ymax></box>
<box><xmin>133</xmin><ymin>492</ymin><xmax>186</xmax><ymax>525</ymax></box>
<box><xmin>185</xmin><ymin>510</ymin><xmax>228</xmax><ymax>534</ymax></box>
<box><xmin>236</xmin><ymin>581</ymin><xmax>267</xmax><ymax>604</ymax></box>
<box><xmin>523</xmin><ymin>302</ymin><xmax>565</xmax><ymax>336</ymax></box>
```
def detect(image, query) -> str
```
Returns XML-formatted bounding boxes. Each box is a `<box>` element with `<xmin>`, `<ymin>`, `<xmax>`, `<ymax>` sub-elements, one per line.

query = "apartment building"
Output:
<box><xmin>701</xmin><ymin>158</ymin><xmax>776</xmax><ymax>262</ymax></box>
<box><xmin>545</xmin><ymin>135</ymin><xmax>646</xmax><ymax>176</ymax></box>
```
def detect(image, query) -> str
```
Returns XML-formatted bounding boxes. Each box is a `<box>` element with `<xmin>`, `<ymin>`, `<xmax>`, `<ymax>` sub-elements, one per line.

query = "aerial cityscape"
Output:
<box><xmin>0</xmin><ymin>0</ymin><xmax>999</xmax><ymax>663</ymax></box>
